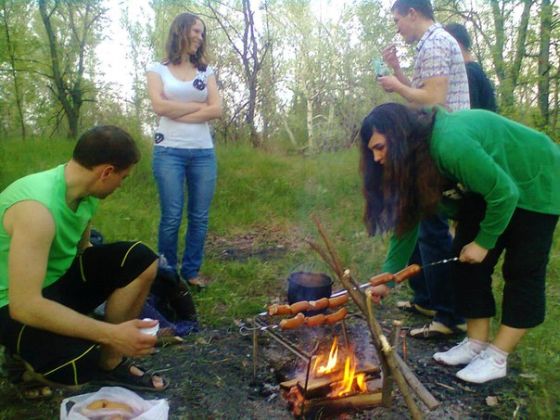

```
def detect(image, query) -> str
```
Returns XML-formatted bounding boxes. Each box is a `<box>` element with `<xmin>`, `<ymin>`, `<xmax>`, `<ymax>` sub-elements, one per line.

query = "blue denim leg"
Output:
<box><xmin>153</xmin><ymin>146</ymin><xmax>187</xmax><ymax>271</ymax></box>
<box><xmin>181</xmin><ymin>149</ymin><xmax>217</xmax><ymax>279</ymax></box>
<box><xmin>416</xmin><ymin>214</ymin><xmax>464</xmax><ymax>326</ymax></box>
<box><xmin>153</xmin><ymin>147</ymin><xmax>217</xmax><ymax>279</ymax></box>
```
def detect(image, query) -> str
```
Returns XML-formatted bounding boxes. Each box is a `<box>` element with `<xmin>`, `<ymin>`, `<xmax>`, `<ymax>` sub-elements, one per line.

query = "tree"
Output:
<box><xmin>38</xmin><ymin>0</ymin><xmax>106</xmax><ymax>139</ymax></box>
<box><xmin>206</xmin><ymin>0</ymin><xmax>270</xmax><ymax>147</ymax></box>
<box><xmin>0</xmin><ymin>0</ymin><xmax>30</xmax><ymax>139</ymax></box>
<box><xmin>537</xmin><ymin>0</ymin><xmax>553</xmax><ymax>126</ymax></box>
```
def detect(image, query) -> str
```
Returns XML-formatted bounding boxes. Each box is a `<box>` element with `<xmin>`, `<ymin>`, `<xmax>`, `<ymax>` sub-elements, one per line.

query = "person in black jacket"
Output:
<box><xmin>445</xmin><ymin>23</ymin><xmax>497</xmax><ymax>111</ymax></box>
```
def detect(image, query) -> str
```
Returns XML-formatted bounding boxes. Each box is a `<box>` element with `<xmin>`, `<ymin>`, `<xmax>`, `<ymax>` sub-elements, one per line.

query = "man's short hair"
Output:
<box><xmin>444</xmin><ymin>23</ymin><xmax>471</xmax><ymax>50</ymax></box>
<box><xmin>73</xmin><ymin>125</ymin><xmax>140</xmax><ymax>171</ymax></box>
<box><xmin>391</xmin><ymin>0</ymin><xmax>434</xmax><ymax>20</ymax></box>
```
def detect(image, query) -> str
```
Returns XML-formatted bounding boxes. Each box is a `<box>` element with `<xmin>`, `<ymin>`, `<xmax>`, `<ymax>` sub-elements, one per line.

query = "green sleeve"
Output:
<box><xmin>437</xmin><ymin>139</ymin><xmax>519</xmax><ymax>249</ymax></box>
<box><xmin>381</xmin><ymin>224</ymin><xmax>419</xmax><ymax>287</ymax></box>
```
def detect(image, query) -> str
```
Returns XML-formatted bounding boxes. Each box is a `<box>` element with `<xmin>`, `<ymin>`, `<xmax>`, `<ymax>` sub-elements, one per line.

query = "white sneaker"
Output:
<box><xmin>433</xmin><ymin>338</ymin><xmax>483</xmax><ymax>366</ymax></box>
<box><xmin>456</xmin><ymin>349</ymin><xmax>507</xmax><ymax>383</ymax></box>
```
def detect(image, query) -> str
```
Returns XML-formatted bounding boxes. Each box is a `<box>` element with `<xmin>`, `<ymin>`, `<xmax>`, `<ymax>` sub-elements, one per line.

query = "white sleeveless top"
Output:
<box><xmin>147</xmin><ymin>62</ymin><xmax>215</xmax><ymax>149</ymax></box>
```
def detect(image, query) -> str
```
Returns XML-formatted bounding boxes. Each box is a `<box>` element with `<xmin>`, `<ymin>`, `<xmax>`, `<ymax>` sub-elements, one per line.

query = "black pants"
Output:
<box><xmin>452</xmin><ymin>196</ymin><xmax>558</xmax><ymax>328</ymax></box>
<box><xmin>0</xmin><ymin>242</ymin><xmax>157</xmax><ymax>385</ymax></box>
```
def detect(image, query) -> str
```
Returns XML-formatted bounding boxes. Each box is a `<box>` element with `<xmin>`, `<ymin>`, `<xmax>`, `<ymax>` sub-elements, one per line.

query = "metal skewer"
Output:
<box><xmin>257</xmin><ymin>258</ymin><xmax>460</xmax><ymax>317</ymax></box>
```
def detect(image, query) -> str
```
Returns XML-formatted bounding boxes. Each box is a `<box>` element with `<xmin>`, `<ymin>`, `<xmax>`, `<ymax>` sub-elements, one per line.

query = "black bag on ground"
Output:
<box><xmin>151</xmin><ymin>270</ymin><xmax>197</xmax><ymax>323</ymax></box>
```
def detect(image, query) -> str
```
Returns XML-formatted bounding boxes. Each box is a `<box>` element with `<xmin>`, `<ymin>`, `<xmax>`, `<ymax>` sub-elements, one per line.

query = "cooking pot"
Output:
<box><xmin>287</xmin><ymin>272</ymin><xmax>333</xmax><ymax>316</ymax></box>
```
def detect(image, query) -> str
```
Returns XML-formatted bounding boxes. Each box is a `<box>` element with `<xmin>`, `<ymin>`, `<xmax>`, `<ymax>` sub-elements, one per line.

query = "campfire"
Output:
<box><xmin>311</xmin><ymin>337</ymin><xmax>368</xmax><ymax>397</ymax></box>
<box><xmin>279</xmin><ymin>335</ymin><xmax>383</xmax><ymax>416</ymax></box>
<box><xmin>247</xmin><ymin>217</ymin><xmax>441</xmax><ymax>418</ymax></box>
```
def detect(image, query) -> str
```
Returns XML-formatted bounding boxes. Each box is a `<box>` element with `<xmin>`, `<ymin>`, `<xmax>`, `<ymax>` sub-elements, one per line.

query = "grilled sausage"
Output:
<box><xmin>328</xmin><ymin>294</ymin><xmax>349</xmax><ymax>308</ymax></box>
<box><xmin>290</xmin><ymin>301</ymin><xmax>311</xmax><ymax>314</ymax></box>
<box><xmin>308</xmin><ymin>297</ymin><xmax>329</xmax><ymax>311</ymax></box>
<box><xmin>305</xmin><ymin>313</ymin><xmax>326</xmax><ymax>327</ymax></box>
<box><xmin>279</xmin><ymin>313</ymin><xmax>305</xmax><ymax>330</ymax></box>
<box><xmin>324</xmin><ymin>307</ymin><xmax>348</xmax><ymax>325</ymax></box>
<box><xmin>394</xmin><ymin>264</ymin><xmax>422</xmax><ymax>283</ymax></box>
<box><xmin>267</xmin><ymin>304</ymin><xmax>292</xmax><ymax>316</ymax></box>
<box><xmin>369</xmin><ymin>272</ymin><xmax>395</xmax><ymax>287</ymax></box>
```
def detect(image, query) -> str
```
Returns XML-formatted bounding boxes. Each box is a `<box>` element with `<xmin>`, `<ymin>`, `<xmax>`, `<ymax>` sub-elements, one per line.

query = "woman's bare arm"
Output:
<box><xmin>146</xmin><ymin>71</ymin><xmax>203</xmax><ymax>119</ymax></box>
<box><xmin>176</xmin><ymin>76</ymin><xmax>223</xmax><ymax>123</ymax></box>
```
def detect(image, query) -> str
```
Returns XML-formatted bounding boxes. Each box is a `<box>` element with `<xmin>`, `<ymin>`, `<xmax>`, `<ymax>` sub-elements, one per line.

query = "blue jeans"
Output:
<box><xmin>153</xmin><ymin>146</ymin><xmax>217</xmax><ymax>280</ymax></box>
<box><xmin>409</xmin><ymin>214</ymin><xmax>464</xmax><ymax>327</ymax></box>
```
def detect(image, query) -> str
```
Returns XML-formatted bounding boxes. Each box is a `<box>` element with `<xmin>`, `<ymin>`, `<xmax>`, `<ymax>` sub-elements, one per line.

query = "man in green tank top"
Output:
<box><xmin>0</xmin><ymin>126</ymin><xmax>168</xmax><ymax>398</ymax></box>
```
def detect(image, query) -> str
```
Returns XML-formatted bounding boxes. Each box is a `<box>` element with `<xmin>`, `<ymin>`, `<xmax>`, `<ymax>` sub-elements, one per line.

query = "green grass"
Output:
<box><xmin>0</xmin><ymin>138</ymin><xmax>559</xmax><ymax>416</ymax></box>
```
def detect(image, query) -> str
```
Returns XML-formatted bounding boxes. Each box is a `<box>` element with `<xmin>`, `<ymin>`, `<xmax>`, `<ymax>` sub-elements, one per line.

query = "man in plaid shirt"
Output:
<box><xmin>376</xmin><ymin>0</ymin><xmax>470</xmax><ymax>338</ymax></box>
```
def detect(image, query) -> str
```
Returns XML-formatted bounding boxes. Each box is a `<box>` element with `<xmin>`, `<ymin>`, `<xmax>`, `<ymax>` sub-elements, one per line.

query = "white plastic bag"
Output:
<box><xmin>60</xmin><ymin>386</ymin><xmax>169</xmax><ymax>420</ymax></box>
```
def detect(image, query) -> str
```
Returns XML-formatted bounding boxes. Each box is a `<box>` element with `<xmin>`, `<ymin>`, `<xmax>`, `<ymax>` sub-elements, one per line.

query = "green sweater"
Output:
<box><xmin>0</xmin><ymin>165</ymin><xmax>99</xmax><ymax>308</ymax></box>
<box><xmin>382</xmin><ymin>109</ymin><xmax>560</xmax><ymax>274</ymax></box>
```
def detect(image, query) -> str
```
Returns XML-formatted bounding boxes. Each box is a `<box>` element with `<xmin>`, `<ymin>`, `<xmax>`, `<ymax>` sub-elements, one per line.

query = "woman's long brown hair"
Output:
<box><xmin>359</xmin><ymin>103</ymin><xmax>445</xmax><ymax>236</ymax></box>
<box><xmin>164</xmin><ymin>13</ymin><xmax>208</xmax><ymax>71</ymax></box>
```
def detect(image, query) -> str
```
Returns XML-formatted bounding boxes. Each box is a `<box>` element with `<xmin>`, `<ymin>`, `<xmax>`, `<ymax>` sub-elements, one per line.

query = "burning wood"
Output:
<box><xmin>280</xmin><ymin>335</ymin><xmax>382</xmax><ymax>415</ymax></box>
<box><xmin>285</xmin><ymin>386</ymin><xmax>383</xmax><ymax>416</ymax></box>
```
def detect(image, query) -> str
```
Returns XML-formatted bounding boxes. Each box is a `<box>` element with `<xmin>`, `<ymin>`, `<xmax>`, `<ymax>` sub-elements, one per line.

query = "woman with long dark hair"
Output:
<box><xmin>361</xmin><ymin>103</ymin><xmax>559</xmax><ymax>383</ymax></box>
<box><xmin>147</xmin><ymin>13</ymin><xmax>222</xmax><ymax>289</ymax></box>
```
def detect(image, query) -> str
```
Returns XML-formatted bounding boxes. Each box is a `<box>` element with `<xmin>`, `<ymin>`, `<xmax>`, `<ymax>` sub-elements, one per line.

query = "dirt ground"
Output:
<box><xmin>0</xmin><ymin>233</ymin><xmax>529</xmax><ymax>419</ymax></box>
<box><xmin>0</xmin><ymin>304</ymin><xmax>527</xmax><ymax>420</ymax></box>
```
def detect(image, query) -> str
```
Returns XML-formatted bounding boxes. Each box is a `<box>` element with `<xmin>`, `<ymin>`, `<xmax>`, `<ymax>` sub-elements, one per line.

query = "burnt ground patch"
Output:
<box><xmin>1</xmin><ymin>305</ymin><xmax>527</xmax><ymax>419</ymax></box>
<box><xmin>205</xmin><ymin>226</ymin><xmax>305</xmax><ymax>262</ymax></box>
<box><xmin>0</xmin><ymin>230</ymin><xmax>530</xmax><ymax>419</ymax></box>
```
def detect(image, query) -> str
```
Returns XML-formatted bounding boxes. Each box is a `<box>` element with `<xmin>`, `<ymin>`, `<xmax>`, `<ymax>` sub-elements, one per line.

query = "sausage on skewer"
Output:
<box><xmin>394</xmin><ymin>264</ymin><xmax>421</xmax><ymax>283</ymax></box>
<box><xmin>308</xmin><ymin>297</ymin><xmax>329</xmax><ymax>311</ymax></box>
<box><xmin>279</xmin><ymin>313</ymin><xmax>306</xmax><ymax>330</ymax></box>
<box><xmin>369</xmin><ymin>272</ymin><xmax>395</xmax><ymax>287</ymax></box>
<box><xmin>267</xmin><ymin>304</ymin><xmax>292</xmax><ymax>316</ymax></box>
<box><xmin>325</xmin><ymin>307</ymin><xmax>348</xmax><ymax>325</ymax></box>
<box><xmin>328</xmin><ymin>294</ymin><xmax>349</xmax><ymax>308</ymax></box>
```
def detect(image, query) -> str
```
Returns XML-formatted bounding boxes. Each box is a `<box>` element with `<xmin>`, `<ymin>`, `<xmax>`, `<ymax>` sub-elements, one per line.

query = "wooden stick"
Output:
<box><xmin>366</xmin><ymin>290</ymin><xmax>423</xmax><ymax>420</ymax></box>
<box><xmin>309</xmin><ymin>217</ymin><xmax>439</xmax><ymax>414</ymax></box>
<box><xmin>280</xmin><ymin>364</ymin><xmax>381</xmax><ymax>390</ymax></box>
<box><xmin>394</xmin><ymin>353</ymin><xmax>440</xmax><ymax>410</ymax></box>
<box><xmin>305</xmin><ymin>238</ymin><xmax>336</xmax><ymax>270</ymax></box>
<box><xmin>296</xmin><ymin>390</ymin><xmax>383</xmax><ymax>416</ymax></box>
<box><xmin>312</xmin><ymin>215</ymin><xmax>345</xmax><ymax>278</ymax></box>
<box><xmin>309</xmin><ymin>217</ymin><xmax>423</xmax><ymax>419</ymax></box>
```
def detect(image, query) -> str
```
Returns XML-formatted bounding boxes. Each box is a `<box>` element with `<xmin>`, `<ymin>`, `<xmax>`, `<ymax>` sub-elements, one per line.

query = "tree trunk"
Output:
<box><xmin>38</xmin><ymin>0</ymin><xmax>102</xmax><ymax>139</ymax></box>
<box><xmin>306</xmin><ymin>90</ymin><xmax>314</xmax><ymax>150</ymax></box>
<box><xmin>1</xmin><ymin>0</ymin><xmax>26</xmax><ymax>140</ymax></box>
<box><xmin>39</xmin><ymin>0</ymin><xmax>76</xmax><ymax>138</ymax></box>
<box><xmin>490</xmin><ymin>0</ymin><xmax>533</xmax><ymax>110</ymax></box>
<box><xmin>537</xmin><ymin>0</ymin><xmax>552</xmax><ymax>127</ymax></box>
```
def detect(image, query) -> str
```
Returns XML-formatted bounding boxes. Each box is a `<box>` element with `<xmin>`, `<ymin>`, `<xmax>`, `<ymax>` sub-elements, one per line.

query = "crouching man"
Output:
<box><xmin>0</xmin><ymin>126</ymin><xmax>168</xmax><ymax>399</ymax></box>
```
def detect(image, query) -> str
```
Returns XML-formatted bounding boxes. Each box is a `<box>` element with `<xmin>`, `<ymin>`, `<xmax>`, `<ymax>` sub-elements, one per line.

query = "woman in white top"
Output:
<box><xmin>147</xmin><ymin>13</ymin><xmax>222</xmax><ymax>288</ymax></box>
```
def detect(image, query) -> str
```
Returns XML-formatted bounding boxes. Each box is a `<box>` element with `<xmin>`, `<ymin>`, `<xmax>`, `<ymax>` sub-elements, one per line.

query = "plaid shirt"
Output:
<box><xmin>412</xmin><ymin>23</ymin><xmax>470</xmax><ymax>111</ymax></box>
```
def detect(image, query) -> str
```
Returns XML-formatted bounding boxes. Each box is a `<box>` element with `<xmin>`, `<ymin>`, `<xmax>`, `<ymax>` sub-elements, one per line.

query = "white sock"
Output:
<box><xmin>486</xmin><ymin>344</ymin><xmax>508</xmax><ymax>365</ymax></box>
<box><xmin>467</xmin><ymin>338</ymin><xmax>488</xmax><ymax>353</ymax></box>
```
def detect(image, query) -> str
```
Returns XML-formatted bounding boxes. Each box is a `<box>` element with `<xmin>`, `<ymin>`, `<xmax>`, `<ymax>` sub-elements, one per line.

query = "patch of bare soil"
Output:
<box><xmin>140</xmin><ymin>303</ymin><xmax>526</xmax><ymax>419</ymax></box>
<box><xmin>0</xmin><ymin>305</ymin><xmax>527</xmax><ymax>420</ymax></box>
<box><xmin>206</xmin><ymin>225</ymin><xmax>306</xmax><ymax>262</ymax></box>
<box><xmin>0</xmin><ymin>231</ymin><xmax>528</xmax><ymax>419</ymax></box>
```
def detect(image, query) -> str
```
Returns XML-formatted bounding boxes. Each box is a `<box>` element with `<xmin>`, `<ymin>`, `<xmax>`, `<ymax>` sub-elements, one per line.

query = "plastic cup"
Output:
<box><xmin>139</xmin><ymin>318</ymin><xmax>159</xmax><ymax>336</ymax></box>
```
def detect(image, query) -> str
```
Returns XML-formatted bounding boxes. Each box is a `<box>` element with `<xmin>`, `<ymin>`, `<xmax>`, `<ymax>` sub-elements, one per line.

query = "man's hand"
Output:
<box><xmin>459</xmin><ymin>241</ymin><xmax>488</xmax><ymax>264</ymax></box>
<box><xmin>377</xmin><ymin>75</ymin><xmax>402</xmax><ymax>93</ymax></box>
<box><xmin>382</xmin><ymin>44</ymin><xmax>399</xmax><ymax>70</ymax></box>
<box><xmin>367</xmin><ymin>284</ymin><xmax>391</xmax><ymax>304</ymax></box>
<box><xmin>106</xmin><ymin>319</ymin><xmax>158</xmax><ymax>357</ymax></box>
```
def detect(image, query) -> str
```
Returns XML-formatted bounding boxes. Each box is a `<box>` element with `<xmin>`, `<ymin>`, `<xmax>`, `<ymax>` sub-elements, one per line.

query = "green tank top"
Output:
<box><xmin>0</xmin><ymin>164</ymin><xmax>99</xmax><ymax>308</ymax></box>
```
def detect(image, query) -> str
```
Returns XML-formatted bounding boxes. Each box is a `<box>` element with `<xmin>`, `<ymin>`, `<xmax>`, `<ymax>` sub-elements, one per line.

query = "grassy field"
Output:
<box><xmin>0</xmin><ymin>138</ymin><xmax>559</xmax><ymax>417</ymax></box>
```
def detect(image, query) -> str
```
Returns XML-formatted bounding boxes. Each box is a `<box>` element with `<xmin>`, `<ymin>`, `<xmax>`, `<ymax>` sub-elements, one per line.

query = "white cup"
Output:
<box><xmin>139</xmin><ymin>318</ymin><xmax>159</xmax><ymax>336</ymax></box>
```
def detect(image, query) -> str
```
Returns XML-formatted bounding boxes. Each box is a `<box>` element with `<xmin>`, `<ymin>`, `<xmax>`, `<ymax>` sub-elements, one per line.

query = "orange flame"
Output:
<box><xmin>312</xmin><ymin>337</ymin><xmax>339</xmax><ymax>375</ymax></box>
<box><xmin>329</xmin><ymin>355</ymin><xmax>368</xmax><ymax>397</ymax></box>
<box><xmin>310</xmin><ymin>336</ymin><xmax>369</xmax><ymax>397</ymax></box>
